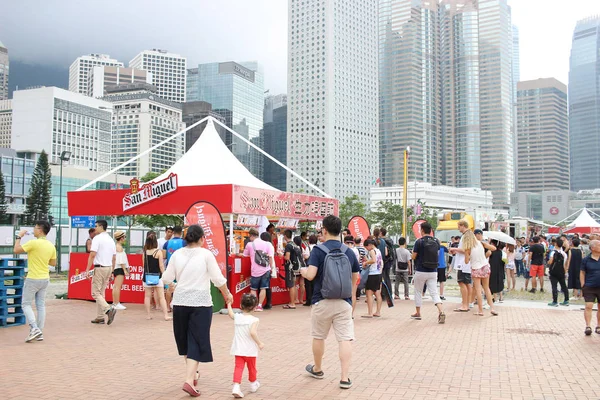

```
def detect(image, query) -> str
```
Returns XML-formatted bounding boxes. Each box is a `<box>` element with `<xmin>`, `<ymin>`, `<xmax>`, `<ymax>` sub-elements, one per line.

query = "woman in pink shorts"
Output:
<box><xmin>467</xmin><ymin>230</ymin><xmax>498</xmax><ymax>316</ymax></box>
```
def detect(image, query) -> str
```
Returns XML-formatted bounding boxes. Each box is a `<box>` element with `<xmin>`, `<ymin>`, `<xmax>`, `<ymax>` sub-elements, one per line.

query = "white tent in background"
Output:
<box><xmin>154</xmin><ymin>119</ymin><xmax>278</xmax><ymax>191</ymax></box>
<box><xmin>564</xmin><ymin>208</ymin><xmax>600</xmax><ymax>234</ymax></box>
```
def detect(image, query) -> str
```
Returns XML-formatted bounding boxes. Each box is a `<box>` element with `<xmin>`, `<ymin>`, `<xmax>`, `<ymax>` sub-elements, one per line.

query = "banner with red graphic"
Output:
<box><xmin>412</xmin><ymin>219</ymin><xmax>428</xmax><ymax>239</ymax></box>
<box><xmin>348</xmin><ymin>216</ymin><xmax>371</xmax><ymax>240</ymax></box>
<box><xmin>232</xmin><ymin>185</ymin><xmax>339</xmax><ymax>220</ymax></box>
<box><xmin>185</xmin><ymin>201</ymin><xmax>228</xmax><ymax>277</ymax></box>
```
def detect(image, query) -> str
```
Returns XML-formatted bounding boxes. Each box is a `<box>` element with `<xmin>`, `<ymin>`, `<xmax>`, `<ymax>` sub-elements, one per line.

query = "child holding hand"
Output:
<box><xmin>228</xmin><ymin>293</ymin><xmax>264</xmax><ymax>398</ymax></box>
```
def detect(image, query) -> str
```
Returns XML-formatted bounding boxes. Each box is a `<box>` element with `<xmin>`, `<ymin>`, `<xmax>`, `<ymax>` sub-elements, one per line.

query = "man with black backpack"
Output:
<box><xmin>411</xmin><ymin>222</ymin><xmax>445</xmax><ymax>324</ymax></box>
<box><xmin>283</xmin><ymin>230</ymin><xmax>305</xmax><ymax>309</ymax></box>
<box><xmin>547</xmin><ymin>237</ymin><xmax>569</xmax><ymax>307</ymax></box>
<box><xmin>300</xmin><ymin>215</ymin><xmax>360</xmax><ymax>390</ymax></box>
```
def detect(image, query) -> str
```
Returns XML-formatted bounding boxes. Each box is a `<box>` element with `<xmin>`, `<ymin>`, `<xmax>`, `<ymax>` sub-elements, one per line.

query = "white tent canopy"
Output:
<box><xmin>567</xmin><ymin>208</ymin><xmax>600</xmax><ymax>229</ymax></box>
<box><xmin>154</xmin><ymin>119</ymin><xmax>278</xmax><ymax>191</ymax></box>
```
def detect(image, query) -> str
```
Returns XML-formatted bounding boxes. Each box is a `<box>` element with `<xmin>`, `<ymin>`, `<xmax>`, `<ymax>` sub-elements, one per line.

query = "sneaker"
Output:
<box><xmin>305</xmin><ymin>364</ymin><xmax>324</xmax><ymax>379</ymax></box>
<box><xmin>249</xmin><ymin>381</ymin><xmax>260</xmax><ymax>393</ymax></box>
<box><xmin>529</xmin><ymin>289</ymin><xmax>537</xmax><ymax>293</ymax></box>
<box><xmin>469</xmin><ymin>303</ymin><xmax>474</xmax><ymax>309</ymax></box>
<box><xmin>540</xmin><ymin>288</ymin><xmax>545</xmax><ymax>293</ymax></box>
<box><xmin>483</xmin><ymin>304</ymin><xmax>490</xmax><ymax>310</ymax></box>
<box><xmin>113</xmin><ymin>303</ymin><xmax>127</xmax><ymax>310</ymax></box>
<box><xmin>255</xmin><ymin>304</ymin><xmax>264</xmax><ymax>312</ymax></box>
<box><xmin>547</xmin><ymin>302</ymin><xmax>558</xmax><ymax>307</ymax></box>
<box><xmin>263</xmin><ymin>304</ymin><xmax>272</xmax><ymax>310</ymax></box>
<box><xmin>106</xmin><ymin>306</ymin><xmax>117</xmax><ymax>325</ymax></box>
<box><xmin>232</xmin><ymin>383</ymin><xmax>244</xmax><ymax>398</ymax></box>
<box><xmin>91</xmin><ymin>318</ymin><xmax>105</xmax><ymax>324</ymax></box>
<box><xmin>560</xmin><ymin>301</ymin><xmax>569</xmax><ymax>306</ymax></box>
<box><xmin>440</xmin><ymin>296</ymin><xmax>446</xmax><ymax>301</ymax></box>
<box><xmin>339</xmin><ymin>379</ymin><xmax>352</xmax><ymax>389</ymax></box>
<box><xmin>25</xmin><ymin>328</ymin><xmax>42</xmax><ymax>343</ymax></box>
<box><xmin>36</xmin><ymin>335</ymin><xmax>44</xmax><ymax>341</ymax></box>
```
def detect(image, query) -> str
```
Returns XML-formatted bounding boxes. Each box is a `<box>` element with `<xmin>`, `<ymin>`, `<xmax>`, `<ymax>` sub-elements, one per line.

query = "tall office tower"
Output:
<box><xmin>11</xmin><ymin>87</ymin><xmax>113</xmax><ymax>171</ymax></box>
<box><xmin>68</xmin><ymin>54</ymin><xmax>123</xmax><ymax>95</ymax></box>
<box><xmin>186</xmin><ymin>61</ymin><xmax>264</xmax><ymax>179</ymax></box>
<box><xmin>103</xmin><ymin>83</ymin><xmax>185</xmax><ymax>177</ymax></box>
<box><xmin>0</xmin><ymin>40</ymin><xmax>9</xmax><ymax>100</ymax></box>
<box><xmin>440</xmin><ymin>0</ymin><xmax>514</xmax><ymax>208</ymax></box>
<box><xmin>516</xmin><ymin>78</ymin><xmax>569</xmax><ymax>192</ymax></box>
<box><xmin>288</xmin><ymin>0</ymin><xmax>379</xmax><ymax>201</ymax></box>
<box><xmin>88</xmin><ymin>66</ymin><xmax>152</xmax><ymax>98</ymax></box>
<box><xmin>129</xmin><ymin>49</ymin><xmax>186</xmax><ymax>103</ymax></box>
<box><xmin>379</xmin><ymin>0</ymin><xmax>441</xmax><ymax>186</ymax></box>
<box><xmin>0</xmin><ymin>100</ymin><xmax>12</xmax><ymax>147</ymax></box>
<box><xmin>262</xmin><ymin>98</ymin><xmax>287</xmax><ymax>191</ymax></box>
<box><xmin>182</xmin><ymin>101</ymin><xmax>226</xmax><ymax>152</ymax></box>
<box><xmin>512</xmin><ymin>25</ymin><xmax>520</xmax><ymax>188</ymax></box>
<box><xmin>569</xmin><ymin>16</ymin><xmax>600</xmax><ymax>191</ymax></box>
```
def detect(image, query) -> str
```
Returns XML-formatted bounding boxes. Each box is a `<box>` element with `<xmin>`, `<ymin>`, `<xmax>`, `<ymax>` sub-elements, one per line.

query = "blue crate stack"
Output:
<box><xmin>0</xmin><ymin>258</ymin><xmax>27</xmax><ymax>328</ymax></box>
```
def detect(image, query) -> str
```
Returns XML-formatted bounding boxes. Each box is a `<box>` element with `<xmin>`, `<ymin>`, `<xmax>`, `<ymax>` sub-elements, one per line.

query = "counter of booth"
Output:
<box><xmin>67</xmin><ymin>252</ymin><xmax>300</xmax><ymax>311</ymax></box>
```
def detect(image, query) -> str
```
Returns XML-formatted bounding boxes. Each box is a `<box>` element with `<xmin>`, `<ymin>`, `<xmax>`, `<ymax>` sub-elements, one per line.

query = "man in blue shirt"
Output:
<box><xmin>581</xmin><ymin>239</ymin><xmax>600</xmax><ymax>336</ymax></box>
<box><xmin>163</xmin><ymin>226</ymin><xmax>185</xmax><ymax>309</ymax></box>
<box><xmin>438</xmin><ymin>245</ymin><xmax>449</xmax><ymax>300</ymax></box>
<box><xmin>300</xmin><ymin>215</ymin><xmax>360</xmax><ymax>390</ymax></box>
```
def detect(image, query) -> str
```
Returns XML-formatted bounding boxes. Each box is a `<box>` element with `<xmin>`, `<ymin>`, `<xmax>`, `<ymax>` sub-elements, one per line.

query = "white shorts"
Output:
<box><xmin>506</xmin><ymin>263</ymin><xmax>515</xmax><ymax>270</ymax></box>
<box><xmin>143</xmin><ymin>279</ymin><xmax>164</xmax><ymax>289</ymax></box>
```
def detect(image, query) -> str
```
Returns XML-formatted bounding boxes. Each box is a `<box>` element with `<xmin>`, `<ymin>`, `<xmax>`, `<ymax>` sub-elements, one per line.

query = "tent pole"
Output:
<box><xmin>76</xmin><ymin>116</ymin><xmax>211</xmax><ymax>192</ymax></box>
<box><xmin>211</xmin><ymin>118</ymin><xmax>331</xmax><ymax>198</ymax></box>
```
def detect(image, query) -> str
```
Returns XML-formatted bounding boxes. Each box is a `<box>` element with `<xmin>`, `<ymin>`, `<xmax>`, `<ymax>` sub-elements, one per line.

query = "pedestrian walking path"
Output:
<box><xmin>1</xmin><ymin>297</ymin><xmax>599</xmax><ymax>399</ymax></box>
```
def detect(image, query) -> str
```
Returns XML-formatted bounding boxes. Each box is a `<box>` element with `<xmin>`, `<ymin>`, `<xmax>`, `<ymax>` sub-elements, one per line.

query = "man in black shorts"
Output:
<box><xmin>283</xmin><ymin>230</ymin><xmax>299</xmax><ymax>309</ymax></box>
<box><xmin>581</xmin><ymin>239</ymin><xmax>600</xmax><ymax>336</ymax></box>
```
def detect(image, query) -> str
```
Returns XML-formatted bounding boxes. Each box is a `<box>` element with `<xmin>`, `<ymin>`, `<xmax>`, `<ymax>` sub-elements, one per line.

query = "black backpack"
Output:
<box><xmin>549</xmin><ymin>250</ymin><xmax>565</xmax><ymax>277</ymax></box>
<box><xmin>383</xmin><ymin>238</ymin><xmax>397</xmax><ymax>264</ymax></box>
<box><xmin>251</xmin><ymin>242</ymin><xmax>270</xmax><ymax>267</ymax></box>
<box><xmin>290</xmin><ymin>244</ymin><xmax>306</xmax><ymax>271</ymax></box>
<box><xmin>421</xmin><ymin>236</ymin><xmax>440</xmax><ymax>269</ymax></box>
<box><xmin>317</xmin><ymin>244</ymin><xmax>352</xmax><ymax>299</ymax></box>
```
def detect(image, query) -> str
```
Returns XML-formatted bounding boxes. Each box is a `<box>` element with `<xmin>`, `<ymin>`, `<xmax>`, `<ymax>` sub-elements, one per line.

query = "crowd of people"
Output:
<box><xmin>14</xmin><ymin>215</ymin><xmax>600</xmax><ymax>397</ymax></box>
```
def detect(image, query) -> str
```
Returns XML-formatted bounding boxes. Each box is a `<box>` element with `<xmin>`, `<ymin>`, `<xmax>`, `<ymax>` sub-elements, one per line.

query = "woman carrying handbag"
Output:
<box><xmin>143</xmin><ymin>233</ymin><xmax>172</xmax><ymax>321</ymax></box>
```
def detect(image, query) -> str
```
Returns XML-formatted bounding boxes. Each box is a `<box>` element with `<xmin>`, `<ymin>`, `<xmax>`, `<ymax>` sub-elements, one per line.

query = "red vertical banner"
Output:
<box><xmin>184</xmin><ymin>201</ymin><xmax>228</xmax><ymax>277</ymax></box>
<box><xmin>412</xmin><ymin>219</ymin><xmax>427</xmax><ymax>239</ymax></box>
<box><xmin>348</xmin><ymin>216</ymin><xmax>371</xmax><ymax>240</ymax></box>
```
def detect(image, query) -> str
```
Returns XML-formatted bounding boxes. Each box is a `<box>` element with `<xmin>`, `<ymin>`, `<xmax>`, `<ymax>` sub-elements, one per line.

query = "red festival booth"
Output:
<box><xmin>66</xmin><ymin>119</ymin><xmax>338</xmax><ymax>309</ymax></box>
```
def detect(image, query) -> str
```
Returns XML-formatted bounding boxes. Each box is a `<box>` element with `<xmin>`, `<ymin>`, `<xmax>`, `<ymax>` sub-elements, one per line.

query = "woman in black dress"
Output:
<box><xmin>567</xmin><ymin>238</ymin><xmax>583</xmax><ymax>300</ymax></box>
<box><xmin>488</xmin><ymin>240</ymin><xmax>506</xmax><ymax>302</ymax></box>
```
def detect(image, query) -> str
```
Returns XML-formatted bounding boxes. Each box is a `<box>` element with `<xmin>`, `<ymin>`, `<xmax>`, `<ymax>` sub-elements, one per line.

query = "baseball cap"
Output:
<box><xmin>474</xmin><ymin>229</ymin><xmax>483</xmax><ymax>235</ymax></box>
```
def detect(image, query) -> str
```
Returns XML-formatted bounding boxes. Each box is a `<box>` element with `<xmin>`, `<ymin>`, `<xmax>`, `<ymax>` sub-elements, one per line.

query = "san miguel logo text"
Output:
<box><xmin>123</xmin><ymin>173</ymin><xmax>178</xmax><ymax>211</ymax></box>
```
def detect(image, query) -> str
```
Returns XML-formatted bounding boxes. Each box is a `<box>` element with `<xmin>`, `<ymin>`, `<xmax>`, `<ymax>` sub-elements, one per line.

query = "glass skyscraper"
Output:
<box><xmin>569</xmin><ymin>16</ymin><xmax>600</xmax><ymax>191</ymax></box>
<box><xmin>186</xmin><ymin>62</ymin><xmax>264</xmax><ymax>179</ymax></box>
<box><xmin>379</xmin><ymin>0</ymin><xmax>441</xmax><ymax>186</ymax></box>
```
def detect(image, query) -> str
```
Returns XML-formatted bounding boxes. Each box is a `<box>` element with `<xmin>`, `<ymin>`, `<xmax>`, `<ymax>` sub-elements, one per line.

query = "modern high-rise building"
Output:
<box><xmin>186</xmin><ymin>61</ymin><xmax>264</xmax><ymax>179</ymax></box>
<box><xmin>129</xmin><ymin>49</ymin><xmax>186</xmax><ymax>103</ymax></box>
<box><xmin>262</xmin><ymin>100</ymin><xmax>287</xmax><ymax>191</ymax></box>
<box><xmin>11</xmin><ymin>86</ymin><xmax>113</xmax><ymax>171</ymax></box>
<box><xmin>379</xmin><ymin>0</ymin><xmax>441</xmax><ymax>186</ymax></box>
<box><xmin>440</xmin><ymin>0</ymin><xmax>514</xmax><ymax>208</ymax></box>
<box><xmin>88</xmin><ymin>66</ymin><xmax>152</xmax><ymax>98</ymax></box>
<box><xmin>569</xmin><ymin>16</ymin><xmax>600</xmax><ymax>191</ymax></box>
<box><xmin>516</xmin><ymin>78</ymin><xmax>569</xmax><ymax>192</ymax></box>
<box><xmin>103</xmin><ymin>83</ymin><xmax>185</xmax><ymax>177</ymax></box>
<box><xmin>68</xmin><ymin>54</ymin><xmax>123</xmax><ymax>95</ymax></box>
<box><xmin>182</xmin><ymin>101</ymin><xmax>226</xmax><ymax>152</ymax></box>
<box><xmin>0</xmin><ymin>100</ymin><xmax>11</xmax><ymax>148</ymax></box>
<box><xmin>288</xmin><ymin>0</ymin><xmax>379</xmax><ymax>201</ymax></box>
<box><xmin>0</xmin><ymin>40</ymin><xmax>8</xmax><ymax>101</ymax></box>
<box><xmin>512</xmin><ymin>25</ymin><xmax>521</xmax><ymax>188</ymax></box>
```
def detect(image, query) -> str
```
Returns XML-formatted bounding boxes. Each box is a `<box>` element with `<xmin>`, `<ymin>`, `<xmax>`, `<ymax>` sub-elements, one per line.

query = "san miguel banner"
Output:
<box><xmin>348</xmin><ymin>216</ymin><xmax>370</xmax><ymax>240</ymax></box>
<box><xmin>232</xmin><ymin>185</ymin><xmax>339</xmax><ymax>220</ymax></box>
<box><xmin>185</xmin><ymin>201</ymin><xmax>228</xmax><ymax>277</ymax></box>
<box><xmin>412</xmin><ymin>219</ymin><xmax>428</xmax><ymax>239</ymax></box>
<box><xmin>123</xmin><ymin>173</ymin><xmax>179</xmax><ymax>211</ymax></box>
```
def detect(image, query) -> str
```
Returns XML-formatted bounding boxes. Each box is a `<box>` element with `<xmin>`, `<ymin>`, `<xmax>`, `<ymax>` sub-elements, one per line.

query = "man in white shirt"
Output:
<box><xmin>85</xmin><ymin>219</ymin><xmax>117</xmax><ymax>325</ymax></box>
<box><xmin>158</xmin><ymin>226</ymin><xmax>174</xmax><ymax>256</ymax></box>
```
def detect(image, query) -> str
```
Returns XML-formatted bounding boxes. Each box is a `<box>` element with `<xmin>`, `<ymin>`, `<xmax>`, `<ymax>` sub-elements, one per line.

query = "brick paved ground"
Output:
<box><xmin>1</xmin><ymin>297</ymin><xmax>599</xmax><ymax>400</ymax></box>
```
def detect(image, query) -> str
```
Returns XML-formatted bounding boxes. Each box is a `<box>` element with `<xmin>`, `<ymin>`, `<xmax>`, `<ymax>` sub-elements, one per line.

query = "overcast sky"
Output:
<box><xmin>1</xmin><ymin>0</ymin><xmax>599</xmax><ymax>94</ymax></box>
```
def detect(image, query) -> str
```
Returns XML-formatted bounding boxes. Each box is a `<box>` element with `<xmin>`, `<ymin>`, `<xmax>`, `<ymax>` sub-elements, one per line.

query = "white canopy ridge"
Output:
<box><xmin>567</xmin><ymin>208</ymin><xmax>600</xmax><ymax>229</ymax></box>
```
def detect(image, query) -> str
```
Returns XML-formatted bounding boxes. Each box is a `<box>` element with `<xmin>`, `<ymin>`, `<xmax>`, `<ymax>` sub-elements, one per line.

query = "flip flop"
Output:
<box><xmin>361</xmin><ymin>315</ymin><xmax>373</xmax><ymax>318</ymax></box>
<box><xmin>182</xmin><ymin>382</ymin><xmax>200</xmax><ymax>397</ymax></box>
<box><xmin>438</xmin><ymin>312</ymin><xmax>446</xmax><ymax>324</ymax></box>
<box><xmin>282</xmin><ymin>305</ymin><xmax>296</xmax><ymax>309</ymax></box>
<box><xmin>373</xmin><ymin>314</ymin><xmax>381</xmax><ymax>318</ymax></box>
<box><xmin>473</xmin><ymin>312</ymin><xmax>484</xmax><ymax>316</ymax></box>
<box><xmin>410</xmin><ymin>314</ymin><xmax>422</xmax><ymax>320</ymax></box>
<box><xmin>453</xmin><ymin>308</ymin><xmax>469</xmax><ymax>312</ymax></box>
<box><xmin>491</xmin><ymin>310</ymin><xmax>499</xmax><ymax>316</ymax></box>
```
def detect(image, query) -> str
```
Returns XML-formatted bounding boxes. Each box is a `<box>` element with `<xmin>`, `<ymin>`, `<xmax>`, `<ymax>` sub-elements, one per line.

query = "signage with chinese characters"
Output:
<box><xmin>72</xmin><ymin>216</ymin><xmax>96</xmax><ymax>228</ymax></box>
<box><xmin>123</xmin><ymin>173</ymin><xmax>178</xmax><ymax>211</ymax></box>
<box><xmin>232</xmin><ymin>186</ymin><xmax>339</xmax><ymax>220</ymax></box>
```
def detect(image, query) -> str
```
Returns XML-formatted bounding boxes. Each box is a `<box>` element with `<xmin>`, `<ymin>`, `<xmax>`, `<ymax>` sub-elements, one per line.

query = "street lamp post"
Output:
<box><xmin>402</xmin><ymin>147</ymin><xmax>410</xmax><ymax>239</ymax></box>
<box><xmin>57</xmin><ymin>150</ymin><xmax>71</xmax><ymax>274</ymax></box>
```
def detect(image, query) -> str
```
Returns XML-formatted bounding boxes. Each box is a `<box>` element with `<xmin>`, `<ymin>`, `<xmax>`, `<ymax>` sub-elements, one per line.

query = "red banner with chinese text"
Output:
<box><xmin>185</xmin><ymin>201</ymin><xmax>228</xmax><ymax>277</ymax></box>
<box><xmin>348</xmin><ymin>216</ymin><xmax>371</xmax><ymax>240</ymax></box>
<box><xmin>232</xmin><ymin>185</ymin><xmax>339</xmax><ymax>220</ymax></box>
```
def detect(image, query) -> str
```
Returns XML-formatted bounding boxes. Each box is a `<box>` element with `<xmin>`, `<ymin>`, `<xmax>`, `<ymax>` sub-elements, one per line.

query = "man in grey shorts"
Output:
<box><xmin>394</xmin><ymin>237</ymin><xmax>411</xmax><ymax>300</ymax></box>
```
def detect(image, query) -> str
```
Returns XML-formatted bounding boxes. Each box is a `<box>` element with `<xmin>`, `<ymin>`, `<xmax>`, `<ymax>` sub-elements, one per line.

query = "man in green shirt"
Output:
<box><xmin>14</xmin><ymin>220</ymin><xmax>57</xmax><ymax>343</ymax></box>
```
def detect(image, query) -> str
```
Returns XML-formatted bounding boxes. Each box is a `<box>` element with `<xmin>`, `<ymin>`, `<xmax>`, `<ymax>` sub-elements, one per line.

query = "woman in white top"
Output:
<box><xmin>162</xmin><ymin>225</ymin><xmax>233</xmax><ymax>398</ymax></box>
<box><xmin>362</xmin><ymin>238</ymin><xmax>383</xmax><ymax>318</ymax></box>
<box><xmin>466</xmin><ymin>230</ymin><xmax>498</xmax><ymax>316</ymax></box>
<box><xmin>112</xmin><ymin>231</ymin><xmax>129</xmax><ymax>310</ymax></box>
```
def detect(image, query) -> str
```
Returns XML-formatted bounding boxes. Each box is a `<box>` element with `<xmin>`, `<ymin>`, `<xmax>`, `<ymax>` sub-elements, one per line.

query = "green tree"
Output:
<box><xmin>368</xmin><ymin>201</ymin><xmax>403</xmax><ymax>236</ymax></box>
<box><xmin>24</xmin><ymin>151</ymin><xmax>52</xmax><ymax>224</ymax></box>
<box><xmin>339</xmin><ymin>194</ymin><xmax>368</xmax><ymax>228</ymax></box>
<box><xmin>133</xmin><ymin>171</ymin><xmax>183</xmax><ymax>229</ymax></box>
<box><xmin>0</xmin><ymin>170</ymin><xmax>7</xmax><ymax>223</ymax></box>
